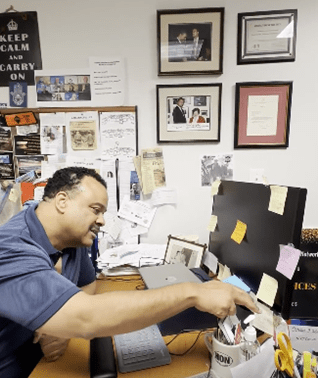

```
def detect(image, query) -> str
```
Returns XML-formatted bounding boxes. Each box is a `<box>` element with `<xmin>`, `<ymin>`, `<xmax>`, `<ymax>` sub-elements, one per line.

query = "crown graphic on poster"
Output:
<box><xmin>7</xmin><ymin>19</ymin><xmax>18</xmax><ymax>31</ymax></box>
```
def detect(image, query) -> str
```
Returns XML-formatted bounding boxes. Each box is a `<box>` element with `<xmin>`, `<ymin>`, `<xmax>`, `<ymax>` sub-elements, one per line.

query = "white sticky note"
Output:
<box><xmin>202</xmin><ymin>250</ymin><xmax>218</xmax><ymax>274</ymax></box>
<box><xmin>211</xmin><ymin>179</ymin><xmax>221</xmax><ymax>196</ymax></box>
<box><xmin>276</xmin><ymin>244</ymin><xmax>301</xmax><ymax>280</ymax></box>
<box><xmin>268</xmin><ymin>185</ymin><xmax>288</xmax><ymax>215</ymax></box>
<box><xmin>207</xmin><ymin>215</ymin><xmax>218</xmax><ymax>232</ymax></box>
<box><xmin>256</xmin><ymin>273</ymin><xmax>278</xmax><ymax>307</ymax></box>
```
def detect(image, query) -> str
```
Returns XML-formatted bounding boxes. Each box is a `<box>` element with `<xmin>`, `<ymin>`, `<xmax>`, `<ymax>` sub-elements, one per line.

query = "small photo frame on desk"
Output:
<box><xmin>157</xmin><ymin>83</ymin><xmax>222</xmax><ymax>143</ymax></box>
<box><xmin>157</xmin><ymin>7</ymin><xmax>224</xmax><ymax>75</ymax></box>
<box><xmin>234</xmin><ymin>81</ymin><xmax>293</xmax><ymax>148</ymax></box>
<box><xmin>237</xmin><ymin>9</ymin><xmax>297</xmax><ymax>65</ymax></box>
<box><xmin>164</xmin><ymin>235</ymin><xmax>206</xmax><ymax>269</ymax></box>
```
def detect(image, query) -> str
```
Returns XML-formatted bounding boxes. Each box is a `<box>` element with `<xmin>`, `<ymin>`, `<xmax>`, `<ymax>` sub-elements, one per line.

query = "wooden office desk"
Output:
<box><xmin>30</xmin><ymin>275</ymin><xmax>211</xmax><ymax>378</ymax></box>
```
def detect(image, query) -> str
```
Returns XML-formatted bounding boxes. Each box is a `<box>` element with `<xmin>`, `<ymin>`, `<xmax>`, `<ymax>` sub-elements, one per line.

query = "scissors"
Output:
<box><xmin>274</xmin><ymin>332</ymin><xmax>294</xmax><ymax>377</ymax></box>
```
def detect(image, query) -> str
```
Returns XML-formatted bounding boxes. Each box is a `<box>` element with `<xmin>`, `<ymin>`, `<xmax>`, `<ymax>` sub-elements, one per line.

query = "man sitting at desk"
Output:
<box><xmin>0</xmin><ymin>166</ymin><xmax>259</xmax><ymax>377</ymax></box>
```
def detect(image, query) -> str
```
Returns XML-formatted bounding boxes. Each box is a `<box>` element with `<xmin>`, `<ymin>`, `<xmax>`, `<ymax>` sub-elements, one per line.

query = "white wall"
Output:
<box><xmin>1</xmin><ymin>0</ymin><xmax>317</xmax><ymax>246</ymax></box>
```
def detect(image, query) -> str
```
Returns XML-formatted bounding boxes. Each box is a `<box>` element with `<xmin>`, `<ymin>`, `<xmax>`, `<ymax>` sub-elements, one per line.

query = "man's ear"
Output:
<box><xmin>55</xmin><ymin>191</ymin><xmax>69</xmax><ymax>213</ymax></box>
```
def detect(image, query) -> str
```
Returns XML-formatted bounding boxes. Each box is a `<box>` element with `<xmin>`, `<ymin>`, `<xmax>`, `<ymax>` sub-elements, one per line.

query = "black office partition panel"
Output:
<box><xmin>208</xmin><ymin>180</ymin><xmax>307</xmax><ymax>319</ymax></box>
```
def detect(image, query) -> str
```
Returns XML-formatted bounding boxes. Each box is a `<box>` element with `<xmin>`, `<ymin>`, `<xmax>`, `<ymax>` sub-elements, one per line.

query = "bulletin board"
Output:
<box><xmin>0</xmin><ymin>106</ymin><xmax>138</xmax><ymax>178</ymax></box>
<box><xmin>0</xmin><ymin>106</ymin><xmax>138</xmax><ymax>212</ymax></box>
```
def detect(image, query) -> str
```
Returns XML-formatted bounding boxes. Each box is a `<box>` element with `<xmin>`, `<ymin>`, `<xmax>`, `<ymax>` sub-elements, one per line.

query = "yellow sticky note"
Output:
<box><xmin>268</xmin><ymin>185</ymin><xmax>288</xmax><ymax>215</ymax></box>
<box><xmin>231</xmin><ymin>220</ymin><xmax>247</xmax><ymax>244</ymax></box>
<box><xmin>211</xmin><ymin>179</ymin><xmax>221</xmax><ymax>196</ymax></box>
<box><xmin>256</xmin><ymin>273</ymin><xmax>278</xmax><ymax>307</ymax></box>
<box><xmin>207</xmin><ymin>215</ymin><xmax>218</xmax><ymax>232</ymax></box>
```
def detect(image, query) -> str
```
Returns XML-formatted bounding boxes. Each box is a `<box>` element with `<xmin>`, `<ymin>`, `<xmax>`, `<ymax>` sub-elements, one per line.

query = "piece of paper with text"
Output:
<box><xmin>268</xmin><ymin>185</ymin><xmax>288</xmax><ymax>215</ymax></box>
<box><xmin>256</xmin><ymin>273</ymin><xmax>278</xmax><ymax>307</ymax></box>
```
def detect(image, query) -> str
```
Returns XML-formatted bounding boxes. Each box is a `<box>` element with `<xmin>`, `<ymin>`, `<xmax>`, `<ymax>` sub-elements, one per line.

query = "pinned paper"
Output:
<box><xmin>211</xmin><ymin>179</ymin><xmax>221</xmax><ymax>196</ymax></box>
<box><xmin>231</xmin><ymin>220</ymin><xmax>247</xmax><ymax>244</ymax></box>
<box><xmin>256</xmin><ymin>273</ymin><xmax>278</xmax><ymax>307</ymax></box>
<box><xmin>151</xmin><ymin>187</ymin><xmax>177</xmax><ymax>207</ymax></box>
<box><xmin>276</xmin><ymin>244</ymin><xmax>301</xmax><ymax>280</ymax></box>
<box><xmin>268</xmin><ymin>185</ymin><xmax>288</xmax><ymax>215</ymax></box>
<box><xmin>207</xmin><ymin>214</ymin><xmax>218</xmax><ymax>232</ymax></box>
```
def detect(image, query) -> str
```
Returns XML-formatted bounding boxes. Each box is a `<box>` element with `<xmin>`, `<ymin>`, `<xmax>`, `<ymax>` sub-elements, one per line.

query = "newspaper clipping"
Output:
<box><xmin>140</xmin><ymin>148</ymin><xmax>166</xmax><ymax>195</ymax></box>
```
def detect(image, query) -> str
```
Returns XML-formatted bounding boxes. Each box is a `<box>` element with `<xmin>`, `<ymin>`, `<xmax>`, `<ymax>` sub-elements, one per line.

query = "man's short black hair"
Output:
<box><xmin>43</xmin><ymin>166</ymin><xmax>107</xmax><ymax>200</ymax></box>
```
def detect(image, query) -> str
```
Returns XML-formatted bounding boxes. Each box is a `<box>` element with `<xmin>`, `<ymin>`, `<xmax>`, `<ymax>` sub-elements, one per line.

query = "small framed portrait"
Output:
<box><xmin>157</xmin><ymin>7</ymin><xmax>224</xmax><ymax>75</ymax></box>
<box><xmin>234</xmin><ymin>81</ymin><xmax>293</xmax><ymax>148</ymax></box>
<box><xmin>157</xmin><ymin>83</ymin><xmax>222</xmax><ymax>143</ymax></box>
<box><xmin>164</xmin><ymin>235</ymin><xmax>207</xmax><ymax>269</ymax></box>
<box><xmin>237</xmin><ymin>9</ymin><xmax>297</xmax><ymax>65</ymax></box>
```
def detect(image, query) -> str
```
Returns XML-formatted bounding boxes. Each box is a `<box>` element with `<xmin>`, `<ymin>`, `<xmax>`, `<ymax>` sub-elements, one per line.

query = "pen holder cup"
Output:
<box><xmin>204</xmin><ymin>331</ymin><xmax>242</xmax><ymax>378</ymax></box>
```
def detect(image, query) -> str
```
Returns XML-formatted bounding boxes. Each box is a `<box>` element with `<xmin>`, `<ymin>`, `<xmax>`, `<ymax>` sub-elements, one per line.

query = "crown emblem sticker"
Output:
<box><xmin>7</xmin><ymin>19</ymin><xmax>18</xmax><ymax>31</ymax></box>
<box><xmin>9</xmin><ymin>82</ymin><xmax>27</xmax><ymax>107</ymax></box>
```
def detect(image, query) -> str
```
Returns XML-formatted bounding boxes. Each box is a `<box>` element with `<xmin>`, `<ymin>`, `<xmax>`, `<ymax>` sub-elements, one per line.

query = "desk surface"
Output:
<box><xmin>29</xmin><ymin>275</ymin><xmax>211</xmax><ymax>378</ymax></box>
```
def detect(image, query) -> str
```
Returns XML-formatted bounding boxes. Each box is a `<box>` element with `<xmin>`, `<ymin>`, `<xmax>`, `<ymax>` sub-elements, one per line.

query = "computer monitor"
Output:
<box><xmin>208</xmin><ymin>180</ymin><xmax>307</xmax><ymax>319</ymax></box>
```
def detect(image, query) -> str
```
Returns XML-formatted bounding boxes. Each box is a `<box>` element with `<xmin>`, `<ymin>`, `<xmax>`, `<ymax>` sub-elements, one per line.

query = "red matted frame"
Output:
<box><xmin>234</xmin><ymin>81</ymin><xmax>293</xmax><ymax>148</ymax></box>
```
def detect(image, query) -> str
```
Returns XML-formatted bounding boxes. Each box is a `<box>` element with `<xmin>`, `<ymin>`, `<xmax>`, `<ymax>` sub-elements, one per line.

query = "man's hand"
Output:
<box><xmin>34</xmin><ymin>333</ymin><xmax>70</xmax><ymax>362</ymax></box>
<box><xmin>193</xmin><ymin>280</ymin><xmax>260</xmax><ymax>318</ymax></box>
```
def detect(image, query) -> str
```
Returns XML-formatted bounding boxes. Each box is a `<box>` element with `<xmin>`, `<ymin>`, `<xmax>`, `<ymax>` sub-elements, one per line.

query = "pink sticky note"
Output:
<box><xmin>276</xmin><ymin>244</ymin><xmax>301</xmax><ymax>280</ymax></box>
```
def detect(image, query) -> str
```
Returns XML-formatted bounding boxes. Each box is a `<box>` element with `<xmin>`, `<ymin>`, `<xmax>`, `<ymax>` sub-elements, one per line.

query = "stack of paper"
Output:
<box><xmin>97</xmin><ymin>243</ymin><xmax>166</xmax><ymax>270</ymax></box>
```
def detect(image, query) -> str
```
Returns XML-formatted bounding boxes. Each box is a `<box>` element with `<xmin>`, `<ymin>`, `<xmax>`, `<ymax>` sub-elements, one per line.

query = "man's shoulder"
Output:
<box><xmin>0</xmin><ymin>207</ymin><xmax>28</xmax><ymax>233</ymax></box>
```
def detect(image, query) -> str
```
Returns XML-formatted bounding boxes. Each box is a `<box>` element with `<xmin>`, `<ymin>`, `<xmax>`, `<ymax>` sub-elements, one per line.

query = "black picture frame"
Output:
<box><xmin>234</xmin><ymin>81</ymin><xmax>293</xmax><ymax>148</ymax></box>
<box><xmin>237</xmin><ymin>9</ymin><xmax>297</xmax><ymax>65</ymax></box>
<box><xmin>157</xmin><ymin>8</ymin><xmax>224</xmax><ymax>76</ymax></box>
<box><xmin>164</xmin><ymin>235</ymin><xmax>207</xmax><ymax>269</ymax></box>
<box><xmin>157</xmin><ymin>83</ymin><xmax>222</xmax><ymax>143</ymax></box>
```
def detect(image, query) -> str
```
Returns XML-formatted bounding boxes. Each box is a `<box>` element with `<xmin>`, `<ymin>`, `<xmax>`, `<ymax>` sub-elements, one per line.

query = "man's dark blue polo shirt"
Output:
<box><xmin>0</xmin><ymin>203</ymin><xmax>96</xmax><ymax>377</ymax></box>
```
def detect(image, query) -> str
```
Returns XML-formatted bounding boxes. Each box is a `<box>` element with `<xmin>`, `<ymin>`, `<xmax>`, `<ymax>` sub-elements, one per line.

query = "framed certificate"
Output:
<box><xmin>157</xmin><ymin>7</ymin><xmax>224</xmax><ymax>75</ymax></box>
<box><xmin>234</xmin><ymin>81</ymin><xmax>293</xmax><ymax>148</ymax></box>
<box><xmin>237</xmin><ymin>9</ymin><xmax>297</xmax><ymax>65</ymax></box>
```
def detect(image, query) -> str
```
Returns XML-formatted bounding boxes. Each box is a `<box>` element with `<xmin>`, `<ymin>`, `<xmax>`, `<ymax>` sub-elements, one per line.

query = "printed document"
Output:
<box><xmin>89</xmin><ymin>57</ymin><xmax>124</xmax><ymax>106</ymax></box>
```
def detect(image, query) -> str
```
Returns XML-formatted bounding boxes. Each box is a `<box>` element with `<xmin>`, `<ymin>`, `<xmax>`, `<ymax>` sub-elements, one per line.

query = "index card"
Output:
<box><xmin>151</xmin><ymin>187</ymin><xmax>177</xmax><ymax>207</ymax></box>
<box><xmin>268</xmin><ymin>185</ymin><xmax>288</xmax><ymax>215</ymax></box>
<box><xmin>256</xmin><ymin>273</ymin><xmax>278</xmax><ymax>307</ymax></box>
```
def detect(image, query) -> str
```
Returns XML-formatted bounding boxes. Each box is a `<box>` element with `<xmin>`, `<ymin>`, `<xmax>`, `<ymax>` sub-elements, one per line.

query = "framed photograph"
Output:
<box><xmin>157</xmin><ymin>8</ymin><xmax>224</xmax><ymax>75</ymax></box>
<box><xmin>234</xmin><ymin>81</ymin><xmax>293</xmax><ymax>148</ymax></box>
<box><xmin>164</xmin><ymin>235</ymin><xmax>207</xmax><ymax>269</ymax></box>
<box><xmin>237</xmin><ymin>9</ymin><xmax>297</xmax><ymax>65</ymax></box>
<box><xmin>157</xmin><ymin>83</ymin><xmax>222</xmax><ymax>143</ymax></box>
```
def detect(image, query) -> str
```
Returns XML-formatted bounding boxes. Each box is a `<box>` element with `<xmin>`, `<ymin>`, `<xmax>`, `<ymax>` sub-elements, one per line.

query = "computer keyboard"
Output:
<box><xmin>113</xmin><ymin>324</ymin><xmax>171</xmax><ymax>373</ymax></box>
